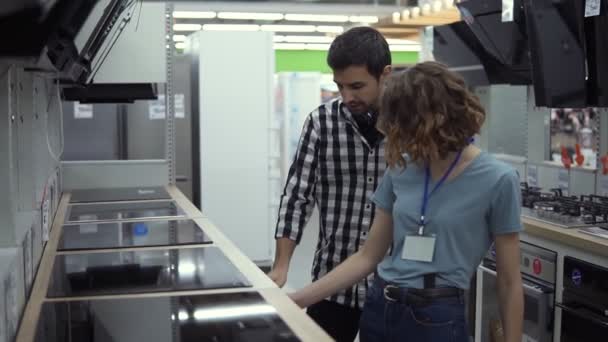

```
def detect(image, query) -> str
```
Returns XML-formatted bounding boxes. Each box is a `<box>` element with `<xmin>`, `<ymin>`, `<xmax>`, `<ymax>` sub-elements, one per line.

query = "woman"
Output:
<box><xmin>291</xmin><ymin>62</ymin><xmax>524</xmax><ymax>342</ymax></box>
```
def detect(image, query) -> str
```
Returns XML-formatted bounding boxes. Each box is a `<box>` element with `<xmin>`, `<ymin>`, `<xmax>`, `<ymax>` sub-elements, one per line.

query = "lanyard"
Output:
<box><xmin>418</xmin><ymin>150</ymin><xmax>464</xmax><ymax>235</ymax></box>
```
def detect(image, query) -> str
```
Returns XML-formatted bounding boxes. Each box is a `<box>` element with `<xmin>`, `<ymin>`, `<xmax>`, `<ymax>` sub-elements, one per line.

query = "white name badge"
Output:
<box><xmin>402</xmin><ymin>235</ymin><xmax>436</xmax><ymax>262</ymax></box>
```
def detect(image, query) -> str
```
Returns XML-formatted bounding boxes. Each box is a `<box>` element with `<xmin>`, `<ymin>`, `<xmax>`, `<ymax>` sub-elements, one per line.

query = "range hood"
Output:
<box><xmin>1</xmin><ymin>0</ymin><xmax>159</xmax><ymax>103</ymax></box>
<box><xmin>435</xmin><ymin>0</ymin><xmax>532</xmax><ymax>86</ymax></box>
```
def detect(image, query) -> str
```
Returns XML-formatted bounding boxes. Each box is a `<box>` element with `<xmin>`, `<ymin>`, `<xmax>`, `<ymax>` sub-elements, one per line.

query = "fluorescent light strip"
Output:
<box><xmin>282</xmin><ymin>35</ymin><xmax>334</xmax><ymax>43</ymax></box>
<box><xmin>306</xmin><ymin>43</ymin><xmax>332</xmax><ymax>51</ymax></box>
<box><xmin>386</xmin><ymin>38</ymin><xmax>418</xmax><ymax>45</ymax></box>
<box><xmin>193</xmin><ymin>305</ymin><xmax>276</xmax><ymax>321</ymax></box>
<box><xmin>173</xmin><ymin>23</ymin><xmax>202</xmax><ymax>31</ymax></box>
<box><xmin>261</xmin><ymin>24</ymin><xmax>316</xmax><ymax>32</ymax></box>
<box><xmin>218</xmin><ymin>12</ymin><xmax>284</xmax><ymax>20</ymax></box>
<box><xmin>316</xmin><ymin>26</ymin><xmax>344</xmax><ymax>33</ymax></box>
<box><xmin>203</xmin><ymin>24</ymin><xmax>260</xmax><ymax>31</ymax></box>
<box><xmin>349</xmin><ymin>15</ymin><xmax>379</xmax><ymax>23</ymax></box>
<box><xmin>173</xmin><ymin>35</ymin><xmax>187</xmax><ymax>42</ymax></box>
<box><xmin>173</xmin><ymin>11</ymin><xmax>216</xmax><ymax>19</ymax></box>
<box><xmin>390</xmin><ymin>44</ymin><xmax>421</xmax><ymax>52</ymax></box>
<box><xmin>285</xmin><ymin>14</ymin><xmax>349</xmax><ymax>22</ymax></box>
<box><xmin>274</xmin><ymin>43</ymin><xmax>307</xmax><ymax>50</ymax></box>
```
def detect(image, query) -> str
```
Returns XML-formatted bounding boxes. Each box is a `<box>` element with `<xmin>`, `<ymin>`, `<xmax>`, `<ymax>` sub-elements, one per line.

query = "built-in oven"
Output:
<box><xmin>476</xmin><ymin>241</ymin><xmax>556</xmax><ymax>342</ymax></box>
<box><xmin>558</xmin><ymin>256</ymin><xmax>608</xmax><ymax>341</ymax></box>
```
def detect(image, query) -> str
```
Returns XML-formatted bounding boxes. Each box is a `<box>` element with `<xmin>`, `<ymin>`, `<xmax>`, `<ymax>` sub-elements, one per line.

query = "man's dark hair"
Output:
<box><xmin>327</xmin><ymin>26</ymin><xmax>391</xmax><ymax>79</ymax></box>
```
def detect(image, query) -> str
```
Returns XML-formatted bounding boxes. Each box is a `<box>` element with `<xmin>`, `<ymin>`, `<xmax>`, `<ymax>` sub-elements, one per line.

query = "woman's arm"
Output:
<box><xmin>290</xmin><ymin>208</ymin><xmax>394</xmax><ymax>308</ymax></box>
<box><xmin>495</xmin><ymin>233</ymin><xmax>524</xmax><ymax>342</ymax></box>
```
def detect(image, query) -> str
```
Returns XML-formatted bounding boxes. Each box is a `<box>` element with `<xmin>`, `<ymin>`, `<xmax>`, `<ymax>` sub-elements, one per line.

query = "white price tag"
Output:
<box><xmin>502</xmin><ymin>0</ymin><xmax>514</xmax><ymax>22</ymax></box>
<box><xmin>23</xmin><ymin>230</ymin><xmax>33</xmax><ymax>294</ymax></box>
<box><xmin>585</xmin><ymin>0</ymin><xmax>601</xmax><ymax>17</ymax></box>
<box><xmin>148</xmin><ymin>94</ymin><xmax>166</xmax><ymax>120</ymax></box>
<box><xmin>74</xmin><ymin>102</ymin><xmax>93</xmax><ymax>119</ymax></box>
<box><xmin>42</xmin><ymin>198</ymin><xmax>50</xmax><ymax>242</ymax></box>
<box><xmin>175</xmin><ymin>93</ymin><xmax>185</xmax><ymax>119</ymax></box>
<box><xmin>79</xmin><ymin>223</ymin><xmax>99</xmax><ymax>234</ymax></box>
<box><xmin>522</xmin><ymin>334</ymin><xmax>538</xmax><ymax>342</ymax></box>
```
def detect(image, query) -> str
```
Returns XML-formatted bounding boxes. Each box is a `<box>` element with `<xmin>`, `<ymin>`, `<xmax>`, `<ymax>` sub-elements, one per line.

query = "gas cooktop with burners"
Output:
<box><xmin>520</xmin><ymin>183</ymin><xmax>608</xmax><ymax>229</ymax></box>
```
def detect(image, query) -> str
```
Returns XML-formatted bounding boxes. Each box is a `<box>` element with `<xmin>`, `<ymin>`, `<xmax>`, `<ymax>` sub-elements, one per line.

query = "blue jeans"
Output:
<box><xmin>359</xmin><ymin>279</ymin><xmax>469</xmax><ymax>342</ymax></box>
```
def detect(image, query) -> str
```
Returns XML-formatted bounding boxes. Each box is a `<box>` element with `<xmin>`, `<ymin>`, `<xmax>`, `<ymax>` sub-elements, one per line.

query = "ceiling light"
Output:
<box><xmin>392</xmin><ymin>12</ymin><xmax>401</xmax><ymax>23</ymax></box>
<box><xmin>173</xmin><ymin>23</ymin><xmax>201</xmax><ymax>31</ymax></box>
<box><xmin>411</xmin><ymin>7</ymin><xmax>421</xmax><ymax>18</ymax></box>
<box><xmin>386</xmin><ymin>38</ymin><xmax>418</xmax><ymax>45</ymax></box>
<box><xmin>261</xmin><ymin>24</ymin><xmax>316</xmax><ymax>32</ymax></box>
<box><xmin>390</xmin><ymin>44</ymin><xmax>422</xmax><ymax>52</ymax></box>
<box><xmin>306</xmin><ymin>43</ymin><xmax>331</xmax><ymax>51</ymax></box>
<box><xmin>283</xmin><ymin>35</ymin><xmax>334</xmax><ymax>43</ymax></box>
<box><xmin>173</xmin><ymin>35</ymin><xmax>186</xmax><ymax>42</ymax></box>
<box><xmin>175</xmin><ymin>42</ymin><xmax>186</xmax><ymax>49</ymax></box>
<box><xmin>316</xmin><ymin>26</ymin><xmax>344</xmax><ymax>33</ymax></box>
<box><xmin>284</xmin><ymin>14</ymin><xmax>349</xmax><ymax>22</ymax></box>
<box><xmin>349</xmin><ymin>15</ymin><xmax>379</xmax><ymax>23</ymax></box>
<box><xmin>194</xmin><ymin>305</ymin><xmax>276</xmax><ymax>321</ymax></box>
<box><xmin>173</xmin><ymin>11</ymin><xmax>216</xmax><ymax>19</ymax></box>
<box><xmin>433</xmin><ymin>1</ymin><xmax>444</xmax><ymax>12</ymax></box>
<box><xmin>274</xmin><ymin>43</ymin><xmax>307</xmax><ymax>50</ymax></box>
<box><xmin>178</xmin><ymin>310</ymin><xmax>189</xmax><ymax>321</ymax></box>
<box><xmin>218</xmin><ymin>12</ymin><xmax>284</xmax><ymax>20</ymax></box>
<box><xmin>274</xmin><ymin>35</ymin><xmax>286</xmax><ymax>42</ymax></box>
<box><xmin>203</xmin><ymin>24</ymin><xmax>260</xmax><ymax>31</ymax></box>
<box><xmin>422</xmin><ymin>3</ymin><xmax>432</xmax><ymax>15</ymax></box>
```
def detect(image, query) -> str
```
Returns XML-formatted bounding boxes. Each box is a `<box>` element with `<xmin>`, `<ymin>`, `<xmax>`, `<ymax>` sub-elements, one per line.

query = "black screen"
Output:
<box><xmin>585</xmin><ymin>0</ymin><xmax>608</xmax><ymax>106</ymax></box>
<box><xmin>456</xmin><ymin>0</ymin><xmax>532</xmax><ymax>85</ymax></box>
<box><xmin>523</xmin><ymin>0</ymin><xmax>587</xmax><ymax>108</ymax></box>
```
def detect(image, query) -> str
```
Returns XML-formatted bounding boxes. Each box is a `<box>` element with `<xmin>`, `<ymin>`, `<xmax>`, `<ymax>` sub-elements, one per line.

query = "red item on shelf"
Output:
<box><xmin>601</xmin><ymin>155</ymin><xmax>608</xmax><ymax>175</ymax></box>
<box><xmin>575</xmin><ymin>144</ymin><xmax>584</xmax><ymax>166</ymax></box>
<box><xmin>561</xmin><ymin>146</ymin><xmax>572</xmax><ymax>169</ymax></box>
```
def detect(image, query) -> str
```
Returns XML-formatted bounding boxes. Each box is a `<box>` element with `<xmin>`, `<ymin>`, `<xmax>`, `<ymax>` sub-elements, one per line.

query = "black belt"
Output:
<box><xmin>377</xmin><ymin>276</ymin><xmax>464</xmax><ymax>307</ymax></box>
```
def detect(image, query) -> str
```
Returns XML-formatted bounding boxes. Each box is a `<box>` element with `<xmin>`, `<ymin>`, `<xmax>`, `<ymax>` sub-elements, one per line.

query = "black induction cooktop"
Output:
<box><xmin>66</xmin><ymin>200</ymin><xmax>186</xmax><ymax>223</ymax></box>
<box><xmin>58</xmin><ymin>219</ymin><xmax>212</xmax><ymax>251</ymax></box>
<box><xmin>47</xmin><ymin>247</ymin><xmax>250</xmax><ymax>298</ymax></box>
<box><xmin>35</xmin><ymin>292</ymin><xmax>300</xmax><ymax>342</ymax></box>
<box><xmin>70</xmin><ymin>186</ymin><xmax>171</xmax><ymax>203</ymax></box>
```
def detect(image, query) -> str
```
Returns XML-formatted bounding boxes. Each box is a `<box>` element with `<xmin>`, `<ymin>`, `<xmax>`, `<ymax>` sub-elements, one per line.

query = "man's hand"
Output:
<box><xmin>267</xmin><ymin>266</ymin><xmax>289</xmax><ymax>287</ymax></box>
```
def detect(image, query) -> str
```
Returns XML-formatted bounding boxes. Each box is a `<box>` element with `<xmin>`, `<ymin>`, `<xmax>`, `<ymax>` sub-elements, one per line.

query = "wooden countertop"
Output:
<box><xmin>523</xmin><ymin>217</ymin><xmax>608</xmax><ymax>258</ymax></box>
<box><xmin>16</xmin><ymin>186</ymin><xmax>332</xmax><ymax>342</ymax></box>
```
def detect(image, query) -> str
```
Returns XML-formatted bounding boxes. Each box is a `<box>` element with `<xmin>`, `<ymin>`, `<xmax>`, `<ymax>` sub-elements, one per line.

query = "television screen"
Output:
<box><xmin>523</xmin><ymin>0</ymin><xmax>587</xmax><ymax>108</ymax></box>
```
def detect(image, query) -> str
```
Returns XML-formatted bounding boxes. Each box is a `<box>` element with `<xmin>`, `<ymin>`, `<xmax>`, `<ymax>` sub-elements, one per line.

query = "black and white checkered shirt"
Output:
<box><xmin>275</xmin><ymin>98</ymin><xmax>386</xmax><ymax>309</ymax></box>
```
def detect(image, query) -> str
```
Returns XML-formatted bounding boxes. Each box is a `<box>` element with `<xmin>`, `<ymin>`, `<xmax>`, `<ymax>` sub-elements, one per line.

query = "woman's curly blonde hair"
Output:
<box><xmin>377</xmin><ymin>61</ymin><xmax>486</xmax><ymax>168</ymax></box>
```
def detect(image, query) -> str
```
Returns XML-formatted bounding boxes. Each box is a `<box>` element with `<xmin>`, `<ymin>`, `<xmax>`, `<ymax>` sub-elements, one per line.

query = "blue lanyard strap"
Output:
<box><xmin>419</xmin><ymin>150</ymin><xmax>464</xmax><ymax>233</ymax></box>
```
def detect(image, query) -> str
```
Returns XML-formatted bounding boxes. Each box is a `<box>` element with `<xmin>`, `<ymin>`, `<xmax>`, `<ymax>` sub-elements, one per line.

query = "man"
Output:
<box><xmin>268</xmin><ymin>27</ymin><xmax>392</xmax><ymax>342</ymax></box>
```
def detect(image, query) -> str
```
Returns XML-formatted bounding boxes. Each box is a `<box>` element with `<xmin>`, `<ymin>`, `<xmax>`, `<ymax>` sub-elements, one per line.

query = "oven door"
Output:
<box><xmin>558</xmin><ymin>293</ymin><xmax>608</xmax><ymax>341</ymax></box>
<box><xmin>478</xmin><ymin>264</ymin><xmax>554</xmax><ymax>342</ymax></box>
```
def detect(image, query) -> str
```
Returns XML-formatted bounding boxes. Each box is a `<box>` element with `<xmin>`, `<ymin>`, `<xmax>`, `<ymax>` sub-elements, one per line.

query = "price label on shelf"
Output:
<box><xmin>502</xmin><ymin>0</ymin><xmax>514</xmax><ymax>22</ymax></box>
<box><xmin>585</xmin><ymin>0</ymin><xmax>601</xmax><ymax>17</ymax></box>
<box><xmin>42</xmin><ymin>197</ymin><xmax>50</xmax><ymax>242</ymax></box>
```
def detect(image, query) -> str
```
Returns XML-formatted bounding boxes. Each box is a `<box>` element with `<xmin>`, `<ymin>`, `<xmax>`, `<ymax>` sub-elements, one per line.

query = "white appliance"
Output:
<box><xmin>187</xmin><ymin>31</ymin><xmax>275</xmax><ymax>263</ymax></box>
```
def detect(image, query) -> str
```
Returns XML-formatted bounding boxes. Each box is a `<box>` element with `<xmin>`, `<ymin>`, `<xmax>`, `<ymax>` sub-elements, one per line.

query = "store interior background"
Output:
<box><xmin>56</xmin><ymin>0</ymin><xmax>605</xmax><ymax>294</ymax></box>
